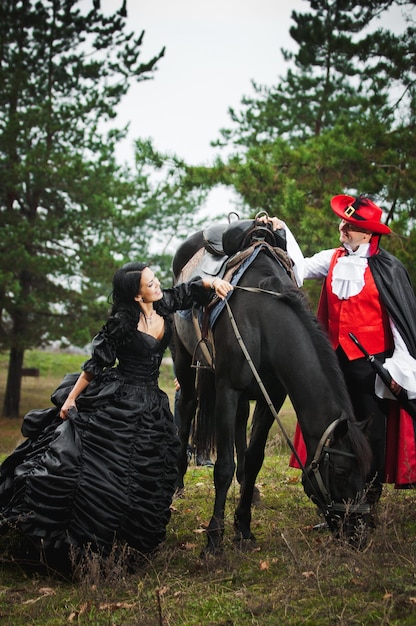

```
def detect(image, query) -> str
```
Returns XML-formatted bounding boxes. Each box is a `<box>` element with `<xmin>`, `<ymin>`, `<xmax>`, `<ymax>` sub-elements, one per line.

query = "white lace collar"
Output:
<box><xmin>343</xmin><ymin>243</ymin><xmax>371</xmax><ymax>257</ymax></box>
<box><xmin>331</xmin><ymin>243</ymin><xmax>370</xmax><ymax>299</ymax></box>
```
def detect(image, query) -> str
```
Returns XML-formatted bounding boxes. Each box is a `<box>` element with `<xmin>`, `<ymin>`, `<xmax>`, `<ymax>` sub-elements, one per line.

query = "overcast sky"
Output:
<box><xmin>95</xmin><ymin>0</ymin><xmax>410</xmax><ymax>216</ymax></box>
<box><xmin>101</xmin><ymin>0</ymin><xmax>306</xmax><ymax>166</ymax></box>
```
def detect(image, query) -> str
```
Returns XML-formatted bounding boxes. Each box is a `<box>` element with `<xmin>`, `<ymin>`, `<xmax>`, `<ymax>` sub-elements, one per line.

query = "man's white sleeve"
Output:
<box><xmin>283</xmin><ymin>222</ymin><xmax>334</xmax><ymax>286</ymax></box>
<box><xmin>375</xmin><ymin>320</ymin><xmax>416</xmax><ymax>400</ymax></box>
<box><xmin>284</xmin><ymin>225</ymin><xmax>305</xmax><ymax>286</ymax></box>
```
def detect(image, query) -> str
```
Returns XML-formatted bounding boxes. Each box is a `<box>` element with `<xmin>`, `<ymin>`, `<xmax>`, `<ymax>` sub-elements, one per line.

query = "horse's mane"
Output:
<box><xmin>259</xmin><ymin>274</ymin><xmax>353</xmax><ymax>415</ymax></box>
<box><xmin>347</xmin><ymin>421</ymin><xmax>372</xmax><ymax>476</ymax></box>
<box><xmin>260</xmin><ymin>275</ymin><xmax>372</xmax><ymax>474</ymax></box>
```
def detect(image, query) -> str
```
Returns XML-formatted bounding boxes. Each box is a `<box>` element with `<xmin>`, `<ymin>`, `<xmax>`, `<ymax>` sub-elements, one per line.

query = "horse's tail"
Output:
<box><xmin>192</xmin><ymin>367</ymin><xmax>216</xmax><ymax>455</ymax></box>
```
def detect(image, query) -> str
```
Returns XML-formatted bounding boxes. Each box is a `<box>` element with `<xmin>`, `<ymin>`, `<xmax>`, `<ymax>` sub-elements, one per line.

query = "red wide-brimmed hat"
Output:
<box><xmin>330</xmin><ymin>195</ymin><xmax>391</xmax><ymax>235</ymax></box>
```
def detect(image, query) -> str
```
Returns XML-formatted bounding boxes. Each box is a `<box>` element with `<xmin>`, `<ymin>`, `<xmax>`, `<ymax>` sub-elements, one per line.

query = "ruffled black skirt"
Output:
<box><xmin>0</xmin><ymin>371</ymin><xmax>180</xmax><ymax>558</ymax></box>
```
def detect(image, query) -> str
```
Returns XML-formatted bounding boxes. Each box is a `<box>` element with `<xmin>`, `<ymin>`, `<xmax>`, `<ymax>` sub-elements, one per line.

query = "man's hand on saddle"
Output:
<box><xmin>257</xmin><ymin>216</ymin><xmax>285</xmax><ymax>231</ymax></box>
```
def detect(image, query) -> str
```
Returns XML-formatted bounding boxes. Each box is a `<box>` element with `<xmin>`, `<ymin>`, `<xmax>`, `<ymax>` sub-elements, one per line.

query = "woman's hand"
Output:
<box><xmin>60</xmin><ymin>397</ymin><xmax>76</xmax><ymax>420</ymax></box>
<box><xmin>203</xmin><ymin>277</ymin><xmax>233</xmax><ymax>300</ymax></box>
<box><xmin>58</xmin><ymin>371</ymin><xmax>92</xmax><ymax>420</ymax></box>
<box><xmin>211</xmin><ymin>277</ymin><xmax>234</xmax><ymax>300</ymax></box>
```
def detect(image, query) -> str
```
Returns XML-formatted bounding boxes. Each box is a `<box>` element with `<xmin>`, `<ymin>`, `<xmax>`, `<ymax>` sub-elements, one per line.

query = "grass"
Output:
<box><xmin>1</xmin><ymin>351</ymin><xmax>416</xmax><ymax>624</ymax></box>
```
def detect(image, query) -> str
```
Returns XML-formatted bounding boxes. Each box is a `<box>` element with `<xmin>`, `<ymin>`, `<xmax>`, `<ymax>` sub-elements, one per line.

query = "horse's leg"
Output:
<box><xmin>234</xmin><ymin>397</ymin><xmax>262</xmax><ymax>504</ymax></box>
<box><xmin>234</xmin><ymin>390</ymin><xmax>286</xmax><ymax>544</ymax></box>
<box><xmin>176</xmin><ymin>390</ymin><xmax>197</xmax><ymax>492</ymax></box>
<box><xmin>174</xmin><ymin>341</ymin><xmax>197</xmax><ymax>493</ymax></box>
<box><xmin>204</xmin><ymin>387</ymin><xmax>239</xmax><ymax>555</ymax></box>
<box><xmin>235</xmin><ymin>395</ymin><xmax>250</xmax><ymax>486</ymax></box>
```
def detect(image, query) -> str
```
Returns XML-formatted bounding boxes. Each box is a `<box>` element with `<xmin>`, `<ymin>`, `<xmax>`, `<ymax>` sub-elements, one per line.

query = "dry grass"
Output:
<box><xmin>1</xmin><ymin>352</ymin><xmax>416</xmax><ymax>625</ymax></box>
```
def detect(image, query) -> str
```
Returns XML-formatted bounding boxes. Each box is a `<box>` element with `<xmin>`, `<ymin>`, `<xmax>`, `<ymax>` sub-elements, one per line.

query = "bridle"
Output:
<box><xmin>305</xmin><ymin>419</ymin><xmax>370</xmax><ymax>530</ymax></box>
<box><xmin>223</xmin><ymin>290</ymin><xmax>370</xmax><ymax>531</ymax></box>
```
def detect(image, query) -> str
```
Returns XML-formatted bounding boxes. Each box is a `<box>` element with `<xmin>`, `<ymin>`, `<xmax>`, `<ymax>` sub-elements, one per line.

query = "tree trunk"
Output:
<box><xmin>2</xmin><ymin>347</ymin><xmax>24</xmax><ymax>418</ymax></box>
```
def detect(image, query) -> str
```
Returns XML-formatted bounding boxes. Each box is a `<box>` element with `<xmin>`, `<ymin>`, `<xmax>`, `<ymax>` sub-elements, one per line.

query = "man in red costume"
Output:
<box><xmin>283</xmin><ymin>195</ymin><xmax>416</xmax><ymax>502</ymax></box>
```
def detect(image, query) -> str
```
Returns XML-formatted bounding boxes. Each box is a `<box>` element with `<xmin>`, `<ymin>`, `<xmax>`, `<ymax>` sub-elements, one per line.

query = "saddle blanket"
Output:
<box><xmin>176</xmin><ymin>246</ymin><xmax>263</xmax><ymax>327</ymax></box>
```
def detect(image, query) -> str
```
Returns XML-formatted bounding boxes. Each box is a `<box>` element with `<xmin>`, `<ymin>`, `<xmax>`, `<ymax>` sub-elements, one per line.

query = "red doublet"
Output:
<box><xmin>318</xmin><ymin>248</ymin><xmax>392</xmax><ymax>359</ymax></box>
<box><xmin>290</xmin><ymin>248</ymin><xmax>416</xmax><ymax>487</ymax></box>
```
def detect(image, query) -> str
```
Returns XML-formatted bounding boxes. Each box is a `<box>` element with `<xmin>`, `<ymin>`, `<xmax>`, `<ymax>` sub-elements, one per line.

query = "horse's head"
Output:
<box><xmin>302</xmin><ymin>417</ymin><xmax>372</xmax><ymax>548</ymax></box>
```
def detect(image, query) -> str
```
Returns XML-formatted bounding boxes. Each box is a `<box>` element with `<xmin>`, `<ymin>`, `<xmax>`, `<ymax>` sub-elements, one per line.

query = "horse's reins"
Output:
<box><xmin>224</xmin><ymin>288</ymin><xmax>306</xmax><ymax>471</ymax></box>
<box><xmin>223</xmin><ymin>288</ymin><xmax>370</xmax><ymax>527</ymax></box>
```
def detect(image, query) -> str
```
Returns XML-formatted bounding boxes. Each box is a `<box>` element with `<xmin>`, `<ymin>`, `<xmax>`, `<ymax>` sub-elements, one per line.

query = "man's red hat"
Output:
<box><xmin>330</xmin><ymin>195</ymin><xmax>391</xmax><ymax>235</ymax></box>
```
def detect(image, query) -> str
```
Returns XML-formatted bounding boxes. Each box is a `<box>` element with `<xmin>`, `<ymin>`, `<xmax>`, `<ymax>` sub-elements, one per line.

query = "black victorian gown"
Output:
<box><xmin>0</xmin><ymin>281</ymin><xmax>204</xmax><ymax>559</ymax></box>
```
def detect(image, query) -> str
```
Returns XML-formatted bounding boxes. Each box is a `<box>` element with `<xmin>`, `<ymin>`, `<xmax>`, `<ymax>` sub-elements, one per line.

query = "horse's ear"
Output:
<box><xmin>333</xmin><ymin>418</ymin><xmax>349</xmax><ymax>441</ymax></box>
<box><xmin>356</xmin><ymin>418</ymin><xmax>371</xmax><ymax>436</ymax></box>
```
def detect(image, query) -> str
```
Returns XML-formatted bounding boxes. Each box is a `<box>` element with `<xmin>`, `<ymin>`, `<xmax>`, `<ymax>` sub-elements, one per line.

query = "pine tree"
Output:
<box><xmin>215</xmin><ymin>0</ymin><xmax>414</xmax><ymax>146</ymax></box>
<box><xmin>181</xmin><ymin>0</ymin><xmax>416</xmax><ymax>309</ymax></box>
<box><xmin>0</xmin><ymin>0</ymin><xmax>165</xmax><ymax>416</ymax></box>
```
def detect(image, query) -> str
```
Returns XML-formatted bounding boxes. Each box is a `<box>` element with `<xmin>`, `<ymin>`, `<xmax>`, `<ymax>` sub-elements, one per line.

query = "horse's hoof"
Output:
<box><xmin>199</xmin><ymin>545</ymin><xmax>223</xmax><ymax>558</ymax></box>
<box><xmin>233</xmin><ymin>532</ymin><xmax>257</xmax><ymax>551</ymax></box>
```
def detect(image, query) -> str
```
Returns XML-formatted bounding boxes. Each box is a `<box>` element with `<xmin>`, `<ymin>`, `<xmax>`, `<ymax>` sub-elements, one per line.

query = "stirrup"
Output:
<box><xmin>191</xmin><ymin>338</ymin><xmax>214</xmax><ymax>370</ymax></box>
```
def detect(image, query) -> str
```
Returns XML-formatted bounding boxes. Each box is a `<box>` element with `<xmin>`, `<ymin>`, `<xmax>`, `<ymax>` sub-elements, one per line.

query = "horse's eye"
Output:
<box><xmin>334</xmin><ymin>467</ymin><xmax>347</xmax><ymax>478</ymax></box>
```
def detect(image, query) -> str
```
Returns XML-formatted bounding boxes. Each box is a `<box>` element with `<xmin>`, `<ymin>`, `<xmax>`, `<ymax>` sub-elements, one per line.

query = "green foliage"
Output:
<box><xmin>0</xmin><ymin>0</ymin><xmax>204</xmax><ymax>415</ymax></box>
<box><xmin>132</xmin><ymin>139</ymin><xmax>208</xmax><ymax>283</ymax></box>
<box><xmin>0</xmin><ymin>0</ymin><xmax>165</xmax><ymax>354</ymax></box>
<box><xmin>214</xmin><ymin>0</ymin><xmax>415</xmax><ymax>147</ymax></box>
<box><xmin>188</xmin><ymin>0</ymin><xmax>416</xmax><ymax>287</ymax></box>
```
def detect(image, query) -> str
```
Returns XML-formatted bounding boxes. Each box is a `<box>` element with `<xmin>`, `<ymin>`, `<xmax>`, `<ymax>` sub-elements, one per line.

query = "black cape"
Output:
<box><xmin>369</xmin><ymin>247</ymin><xmax>416</xmax><ymax>359</ymax></box>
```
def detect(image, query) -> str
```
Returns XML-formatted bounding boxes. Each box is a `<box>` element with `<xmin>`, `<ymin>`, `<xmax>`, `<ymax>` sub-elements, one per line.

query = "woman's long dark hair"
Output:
<box><xmin>110</xmin><ymin>262</ymin><xmax>148</xmax><ymax>322</ymax></box>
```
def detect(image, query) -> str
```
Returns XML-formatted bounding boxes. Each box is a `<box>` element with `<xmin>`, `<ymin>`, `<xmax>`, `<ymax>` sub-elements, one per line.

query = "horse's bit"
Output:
<box><xmin>306</xmin><ymin>419</ymin><xmax>370</xmax><ymax>528</ymax></box>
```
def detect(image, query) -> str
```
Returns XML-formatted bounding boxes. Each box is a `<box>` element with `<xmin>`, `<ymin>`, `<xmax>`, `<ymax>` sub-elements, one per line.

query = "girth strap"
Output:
<box><xmin>191</xmin><ymin>307</ymin><xmax>215</xmax><ymax>370</ymax></box>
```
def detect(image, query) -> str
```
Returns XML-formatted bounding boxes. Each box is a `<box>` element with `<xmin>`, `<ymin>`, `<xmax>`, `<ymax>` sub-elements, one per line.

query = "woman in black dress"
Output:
<box><xmin>0</xmin><ymin>262</ymin><xmax>232</xmax><ymax>565</ymax></box>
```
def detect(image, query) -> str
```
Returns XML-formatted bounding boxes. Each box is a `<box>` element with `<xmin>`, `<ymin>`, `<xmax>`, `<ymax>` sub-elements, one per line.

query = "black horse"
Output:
<box><xmin>173</xmin><ymin>231</ymin><xmax>372</xmax><ymax>553</ymax></box>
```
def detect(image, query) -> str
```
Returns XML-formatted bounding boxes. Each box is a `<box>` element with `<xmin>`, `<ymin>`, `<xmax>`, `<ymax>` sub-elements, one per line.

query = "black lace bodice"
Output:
<box><xmin>82</xmin><ymin>279</ymin><xmax>207</xmax><ymax>383</ymax></box>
